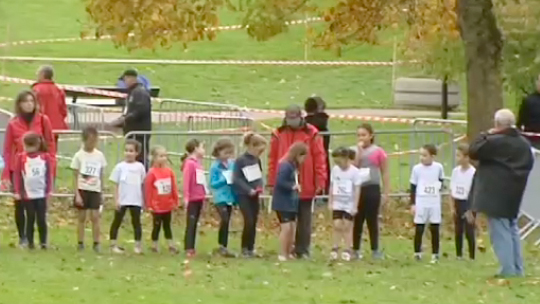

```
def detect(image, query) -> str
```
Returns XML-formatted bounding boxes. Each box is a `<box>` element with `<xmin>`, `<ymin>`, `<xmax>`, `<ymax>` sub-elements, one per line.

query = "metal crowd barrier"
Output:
<box><xmin>519</xmin><ymin>149</ymin><xmax>540</xmax><ymax>244</ymax></box>
<box><xmin>67</xmin><ymin>103</ymin><xmax>106</xmax><ymax>130</ymax></box>
<box><xmin>157</xmin><ymin>98</ymin><xmax>248</xmax><ymax>126</ymax></box>
<box><xmin>187</xmin><ymin>115</ymin><xmax>254</xmax><ymax>132</ymax></box>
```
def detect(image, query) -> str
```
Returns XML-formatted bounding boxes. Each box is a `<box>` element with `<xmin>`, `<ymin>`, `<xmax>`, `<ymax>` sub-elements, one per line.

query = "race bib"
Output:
<box><xmin>358</xmin><ymin>168</ymin><xmax>371</xmax><ymax>181</ymax></box>
<box><xmin>418</xmin><ymin>182</ymin><xmax>441</xmax><ymax>196</ymax></box>
<box><xmin>222</xmin><ymin>170</ymin><xmax>233</xmax><ymax>185</ymax></box>
<box><xmin>155</xmin><ymin>178</ymin><xmax>172</xmax><ymax>195</ymax></box>
<box><xmin>82</xmin><ymin>161</ymin><xmax>101</xmax><ymax>177</ymax></box>
<box><xmin>25</xmin><ymin>159</ymin><xmax>46</xmax><ymax>179</ymax></box>
<box><xmin>196</xmin><ymin>169</ymin><xmax>206</xmax><ymax>186</ymax></box>
<box><xmin>24</xmin><ymin>158</ymin><xmax>47</xmax><ymax>198</ymax></box>
<box><xmin>333</xmin><ymin>180</ymin><xmax>353</xmax><ymax>196</ymax></box>
<box><xmin>242</xmin><ymin>165</ymin><xmax>262</xmax><ymax>182</ymax></box>
<box><xmin>452</xmin><ymin>183</ymin><xmax>468</xmax><ymax>199</ymax></box>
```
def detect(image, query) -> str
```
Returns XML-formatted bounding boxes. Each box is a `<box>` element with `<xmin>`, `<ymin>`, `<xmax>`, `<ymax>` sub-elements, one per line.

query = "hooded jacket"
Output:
<box><xmin>122</xmin><ymin>83</ymin><xmax>152</xmax><ymax>134</ymax></box>
<box><xmin>305</xmin><ymin>112</ymin><xmax>330</xmax><ymax>189</ymax></box>
<box><xmin>268</xmin><ymin>121</ymin><xmax>327</xmax><ymax>199</ymax></box>
<box><xmin>209</xmin><ymin>159</ymin><xmax>237</xmax><ymax>206</ymax></box>
<box><xmin>32</xmin><ymin>80</ymin><xmax>68</xmax><ymax>131</ymax></box>
<box><xmin>469</xmin><ymin>128</ymin><xmax>534</xmax><ymax>218</ymax></box>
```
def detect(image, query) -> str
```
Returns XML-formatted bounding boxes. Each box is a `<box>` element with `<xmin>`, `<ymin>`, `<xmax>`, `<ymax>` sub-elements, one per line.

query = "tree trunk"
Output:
<box><xmin>457</xmin><ymin>0</ymin><xmax>503</xmax><ymax>140</ymax></box>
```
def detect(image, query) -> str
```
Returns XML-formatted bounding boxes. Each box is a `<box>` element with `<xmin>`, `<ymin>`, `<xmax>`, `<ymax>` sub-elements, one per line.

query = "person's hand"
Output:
<box><xmin>488</xmin><ymin>128</ymin><xmax>498</xmax><ymax>134</ymax></box>
<box><xmin>315</xmin><ymin>187</ymin><xmax>324</xmax><ymax>195</ymax></box>
<box><xmin>116</xmin><ymin>202</ymin><xmax>121</xmax><ymax>211</ymax></box>
<box><xmin>350</xmin><ymin>208</ymin><xmax>358</xmax><ymax>217</ymax></box>
<box><xmin>357</xmin><ymin>141</ymin><xmax>365</xmax><ymax>153</ymax></box>
<box><xmin>249</xmin><ymin>189</ymin><xmax>257</xmax><ymax>197</ymax></box>
<box><xmin>410</xmin><ymin>205</ymin><xmax>416</xmax><ymax>215</ymax></box>
<box><xmin>75</xmin><ymin>193</ymin><xmax>83</xmax><ymax>207</ymax></box>
<box><xmin>13</xmin><ymin>194</ymin><xmax>21</xmax><ymax>201</ymax></box>
<box><xmin>382</xmin><ymin>193</ymin><xmax>389</xmax><ymax>205</ymax></box>
<box><xmin>464</xmin><ymin>210</ymin><xmax>475</xmax><ymax>224</ymax></box>
<box><xmin>1</xmin><ymin>179</ymin><xmax>11</xmax><ymax>191</ymax></box>
<box><xmin>293</xmin><ymin>184</ymin><xmax>301</xmax><ymax>192</ymax></box>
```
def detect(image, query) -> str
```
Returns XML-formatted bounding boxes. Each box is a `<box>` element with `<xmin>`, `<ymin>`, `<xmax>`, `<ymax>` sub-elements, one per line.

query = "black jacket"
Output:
<box><xmin>305</xmin><ymin>112</ymin><xmax>330</xmax><ymax>190</ymax></box>
<box><xmin>233</xmin><ymin>152</ymin><xmax>264</xmax><ymax>196</ymax></box>
<box><xmin>123</xmin><ymin>83</ymin><xmax>152</xmax><ymax>134</ymax></box>
<box><xmin>469</xmin><ymin>128</ymin><xmax>534</xmax><ymax>219</ymax></box>
<box><xmin>517</xmin><ymin>92</ymin><xmax>540</xmax><ymax>148</ymax></box>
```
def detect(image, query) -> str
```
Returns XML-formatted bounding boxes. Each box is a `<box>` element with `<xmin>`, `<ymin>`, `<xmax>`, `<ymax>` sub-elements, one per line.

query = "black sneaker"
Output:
<box><xmin>40</xmin><ymin>244</ymin><xmax>48</xmax><ymax>250</ymax></box>
<box><xmin>241</xmin><ymin>249</ymin><xmax>254</xmax><ymax>258</ymax></box>
<box><xmin>28</xmin><ymin>243</ymin><xmax>36</xmax><ymax>250</ymax></box>
<box><xmin>77</xmin><ymin>243</ymin><xmax>85</xmax><ymax>251</ymax></box>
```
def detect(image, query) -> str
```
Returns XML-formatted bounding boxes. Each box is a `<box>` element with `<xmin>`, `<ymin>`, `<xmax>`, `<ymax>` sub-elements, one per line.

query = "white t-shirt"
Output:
<box><xmin>450</xmin><ymin>165</ymin><xmax>476</xmax><ymax>200</ymax></box>
<box><xmin>70</xmin><ymin>149</ymin><xmax>107</xmax><ymax>192</ymax></box>
<box><xmin>23</xmin><ymin>156</ymin><xmax>48</xmax><ymax>199</ymax></box>
<box><xmin>109</xmin><ymin>161</ymin><xmax>146</xmax><ymax>207</ymax></box>
<box><xmin>331</xmin><ymin>165</ymin><xmax>366</xmax><ymax>213</ymax></box>
<box><xmin>410</xmin><ymin>162</ymin><xmax>445</xmax><ymax>205</ymax></box>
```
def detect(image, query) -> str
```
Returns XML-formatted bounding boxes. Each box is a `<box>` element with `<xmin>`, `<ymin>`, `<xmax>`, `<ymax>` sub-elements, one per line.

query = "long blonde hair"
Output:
<box><xmin>150</xmin><ymin>145</ymin><xmax>168</xmax><ymax>166</ymax></box>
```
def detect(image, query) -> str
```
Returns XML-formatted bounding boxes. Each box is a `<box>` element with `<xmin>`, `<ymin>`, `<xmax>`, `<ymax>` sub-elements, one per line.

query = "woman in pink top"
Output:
<box><xmin>353</xmin><ymin>123</ymin><xmax>390</xmax><ymax>260</ymax></box>
<box><xmin>182</xmin><ymin>139</ymin><xmax>207</xmax><ymax>257</ymax></box>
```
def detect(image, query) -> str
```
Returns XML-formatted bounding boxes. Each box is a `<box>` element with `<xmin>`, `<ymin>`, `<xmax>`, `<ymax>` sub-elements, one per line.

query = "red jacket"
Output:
<box><xmin>2</xmin><ymin>114</ymin><xmax>56</xmax><ymax>181</ymax></box>
<box><xmin>32</xmin><ymin>80</ymin><xmax>68</xmax><ymax>130</ymax></box>
<box><xmin>13</xmin><ymin>151</ymin><xmax>54</xmax><ymax>200</ymax></box>
<box><xmin>268</xmin><ymin>123</ymin><xmax>327</xmax><ymax>199</ymax></box>
<box><xmin>145</xmin><ymin>166</ymin><xmax>179</xmax><ymax>213</ymax></box>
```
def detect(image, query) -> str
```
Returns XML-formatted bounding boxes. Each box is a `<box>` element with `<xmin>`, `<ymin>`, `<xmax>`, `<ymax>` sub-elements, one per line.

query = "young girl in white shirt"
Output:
<box><xmin>109</xmin><ymin>139</ymin><xmax>147</xmax><ymax>254</ymax></box>
<box><xmin>450</xmin><ymin>143</ymin><xmax>476</xmax><ymax>260</ymax></box>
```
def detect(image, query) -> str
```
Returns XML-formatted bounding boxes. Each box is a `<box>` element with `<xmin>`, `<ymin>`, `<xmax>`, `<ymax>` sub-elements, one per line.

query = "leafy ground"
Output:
<box><xmin>0</xmin><ymin>202</ymin><xmax>539</xmax><ymax>304</ymax></box>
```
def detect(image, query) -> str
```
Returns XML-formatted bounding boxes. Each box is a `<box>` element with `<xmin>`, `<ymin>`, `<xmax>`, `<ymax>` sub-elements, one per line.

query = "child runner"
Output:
<box><xmin>13</xmin><ymin>133</ymin><xmax>53</xmax><ymax>250</ymax></box>
<box><xmin>71</xmin><ymin>126</ymin><xmax>107</xmax><ymax>252</ymax></box>
<box><xmin>353</xmin><ymin>123</ymin><xmax>389</xmax><ymax>260</ymax></box>
<box><xmin>209</xmin><ymin>138</ymin><xmax>237</xmax><ymax>257</ymax></box>
<box><xmin>182</xmin><ymin>139</ymin><xmax>207</xmax><ymax>257</ymax></box>
<box><xmin>145</xmin><ymin>146</ymin><xmax>180</xmax><ymax>254</ymax></box>
<box><xmin>329</xmin><ymin>147</ymin><xmax>365</xmax><ymax>261</ymax></box>
<box><xmin>450</xmin><ymin>143</ymin><xmax>476</xmax><ymax>260</ymax></box>
<box><xmin>410</xmin><ymin>144</ymin><xmax>445</xmax><ymax>263</ymax></box>
<box><xmin>233</xmin><ymin>132</ymin><xmax>267</xmax><ymax>258</ymax></box>
<box><xmin>272</xmin><ymin>142</ymin><xmax>308</xmax><ymax>261</ymax></box>
<box><xmin>108</xmin><ymin>139</ymin><xmax>146</xmax><ymax>254</ymax></box>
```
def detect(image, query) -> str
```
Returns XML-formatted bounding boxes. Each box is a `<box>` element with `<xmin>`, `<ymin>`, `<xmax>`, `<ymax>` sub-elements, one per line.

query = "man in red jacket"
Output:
<box><xmin>32</xmin><ymin>65</ymin><xmax>68</xmax><ymax>144</ymax></box>
<box><xmin>268</xmin><ymin>105</ymin><xmax>327</xmax><ymax>258</ymax></box>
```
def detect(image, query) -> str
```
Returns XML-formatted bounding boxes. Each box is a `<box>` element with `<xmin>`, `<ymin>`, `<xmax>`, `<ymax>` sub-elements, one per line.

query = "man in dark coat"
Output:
<box><xmin>304</xmin><ymin>96</ymin><xmax>330</xmax><ymax>193</ymax></box>
<box><xmin>517</xmin><ymin>75</ymin><xmax>540</xmax><ymax>149</ymax></box>
<box><xmin>111</xmin><ymin>69</ymin><xmax>152</xmax><ymax>169</ymax></box>
<box><xmin>468</xmin><ymin>109</ymin><xmax>534</xmax><ymax>277</ymax></box>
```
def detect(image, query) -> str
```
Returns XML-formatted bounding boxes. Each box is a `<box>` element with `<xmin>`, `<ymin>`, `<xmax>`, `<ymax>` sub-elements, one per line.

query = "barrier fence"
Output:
<box><xmin>67</xmin><ymin>104</ymin><xmax>107</xmax><ymax>131</ymax></box>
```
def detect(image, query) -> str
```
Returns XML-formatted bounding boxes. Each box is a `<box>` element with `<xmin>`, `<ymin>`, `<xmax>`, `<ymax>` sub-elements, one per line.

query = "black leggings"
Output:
<box><xmin>216</xmin><ymin>205</ymin><xmax>233</xmax><ymax>247</ymax></box>
<box><xmin>353</xmin><ymin>185</ymin><xmax>381</xmax><ymax>251</ymax></box>
<box><xmin>24</xmin><ymin>199</ymin><xmax>48</xmax><ymax>246</ymax></box>
<box><xmin>15</xmin><ymin>202</ymin><xmax>26</xmax><ymax>241</ymax></box>
<box><xmin>414</xmin><ymin>224</ymin><xmax>440</xmax><ymax>254</ymax></box>
<box><xmin>239</xmin><ymin>195</ymin><xmax>260</xmax><ymax>251</ymax></box>
<box><xmin>151</xmin><ymin>212</ymin><xmax>173</xmax><ymax>241</ymax></box>
<box><xmin>109</xmin><ymin>206</ymin><xmax>142</xmax><ymax>241</ymax></box>
<box><xmin>295</xmin><ymin>199</ymin><xmax>313</xmax><ymax>256</ymax></box>
<box><xmin>454</xmin><ymin>199</ymin><xmax>475</xmax><ymax>259</ymax></box>
<box><xmin>184</xmin><ymin>201</ymin><xmax>203</xmax><ymax>250</ymax></box>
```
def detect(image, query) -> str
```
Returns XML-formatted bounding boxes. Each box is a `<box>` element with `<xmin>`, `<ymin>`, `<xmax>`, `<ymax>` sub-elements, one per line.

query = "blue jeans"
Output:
<box><xmin>488</xmin><ymin>217</ymin><xmax>524</xmax><ymax>277</ymax></box>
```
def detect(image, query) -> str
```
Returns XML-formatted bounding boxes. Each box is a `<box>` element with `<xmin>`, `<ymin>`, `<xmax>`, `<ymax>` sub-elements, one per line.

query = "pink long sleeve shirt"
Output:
<box><xmin>182</xmin><ymin>156</ymin><xmax>207</xmax><ymax>205</ymax></box>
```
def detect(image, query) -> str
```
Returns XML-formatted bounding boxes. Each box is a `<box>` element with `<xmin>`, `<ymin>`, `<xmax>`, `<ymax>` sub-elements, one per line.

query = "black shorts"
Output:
<box><xmin>276</xmin><ymin>211</ymin><xmax>297</xmax><ymax>223</ymax></box>
<box><xmin>74</xmin><ymin>190</ymin><xmax>102</xmax><ymax>210</ymax></box>
<box><xmin>333</xmin><ymin>210</ymin><xmax>354</xmax><ymax>221</ymax></box>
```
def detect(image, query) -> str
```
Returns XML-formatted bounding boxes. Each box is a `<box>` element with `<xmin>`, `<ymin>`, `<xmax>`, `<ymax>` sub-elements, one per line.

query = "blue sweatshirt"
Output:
<box><xmin>209</xmin><ymin>159</ymin><xmax>237</xmax><ymax>206</ymax></box>
<box><xmin>271</xmin><ymin>160</ymin><xmax>299</xmax><ymax>212</ymax></box>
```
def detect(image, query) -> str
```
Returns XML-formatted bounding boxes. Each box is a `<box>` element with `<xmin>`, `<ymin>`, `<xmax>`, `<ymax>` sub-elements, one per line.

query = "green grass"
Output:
<box><xmin>0</xmin><ymin>202</ymin><xmax>540</xmax><ymax>304</ymax></box>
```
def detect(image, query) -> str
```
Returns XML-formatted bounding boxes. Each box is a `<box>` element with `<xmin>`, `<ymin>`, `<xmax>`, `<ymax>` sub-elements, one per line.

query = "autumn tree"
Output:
<box><xmin>84</xmin><ymin>0</ymin><xmax>537</xmax><ymax>138</ymax></box>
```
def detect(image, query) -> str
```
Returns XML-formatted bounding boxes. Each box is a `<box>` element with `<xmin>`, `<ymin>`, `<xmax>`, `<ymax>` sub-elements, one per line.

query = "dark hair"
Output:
<box><xmin>212</xmin><ymin>138</ymin><xmax>235</xmax><ymax>158</ymax></box>
<box><xmin>81</xmin><ymin>126</ymin><xmax>99</xmax><ymax>141</ymax></box>
<box><xmin>305</xmin><ymin>96</ymin><xmax>326</xmax><ymax>113</ymax></box>
<box><xmin>14</xmin><ymin>90</ymin><xmax>37</xmax><ymax>116</ymax></box>
<box><xmin>357</xmin><ymin>123</ymin><xmax>375</xmax><ymax>143</ymax></box>
<box><xmin>457</xmin><ymin>143</ymin><xmax>469</xmax><ymax>156</ymax></box>
<box><xmin>125</xmin><ymin>139</ymin><xmax>141</xmax><ymax>154</ymax></box>
<box><xmin>332</xmin><ymin>147</ymin><xmax>356</xmax><ymax>160</ymax></box>
<box><xmin>122</xmin><ymin>69</ymin><xmax>138</xmax><ymax>78</ymax></box>
<box><xmin>285</xmin><ymin>142</ymin><xmax>308</xmax><ymax>166</ymax></box>
<box><xmin>422</xmin><ymin>144</ymin><xmax>438</xmax><ymax>156</ymax></box>
<box><xmin>180</xmin><ymin>139</ymin><xmax>202</xmax><ymax>169</ymax></box>
<box><xmin>23</xmin><ymin>132</ymin><xmax>48</xmax><ymax>152</ymax></box>
<box><xmin>243</xmin><ymin>132</ymin><xmax>267</xmax><ymax>147</ymax></box>
<box><xmin>39</xmin><ymin>65</ymin><xmax>54</xmax><ymax>80</ymax></box>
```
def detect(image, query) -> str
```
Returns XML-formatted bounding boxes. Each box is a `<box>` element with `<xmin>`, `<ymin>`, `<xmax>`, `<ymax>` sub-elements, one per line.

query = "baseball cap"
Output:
<box><xmin>284</xmin><ymin>105</ymin><xmax>303</xmax><ymax>127</ymax></box>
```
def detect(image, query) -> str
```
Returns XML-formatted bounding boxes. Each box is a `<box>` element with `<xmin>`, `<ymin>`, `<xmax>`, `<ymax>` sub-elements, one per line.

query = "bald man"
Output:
<box><xmin>468</xmin><ymin>109</ymin><xmax>534</xmax><ymax>277</ymax></box>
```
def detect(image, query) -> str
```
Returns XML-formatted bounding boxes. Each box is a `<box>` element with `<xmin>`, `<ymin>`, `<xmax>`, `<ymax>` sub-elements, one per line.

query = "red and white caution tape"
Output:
<box><xmin>0</xmin><ymin>96</ymin><xmax>13</xmax><ymax>102</ymax></box>
<box><xmin>0</xmin><ymin>56</ymin><xmax>407</xmax><ymax>66</ymax></box>
<box><xmin>0</xmin><ymin>17</ymin><xmax>322</xmax><ymax>49</ymax></box>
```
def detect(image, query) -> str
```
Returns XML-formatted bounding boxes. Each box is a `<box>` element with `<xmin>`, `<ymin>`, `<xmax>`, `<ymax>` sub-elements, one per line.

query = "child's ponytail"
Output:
<box><xmin>181</xmin><ymin>138</ymin><xmax>201</xmax><ymax>170</ymax></box>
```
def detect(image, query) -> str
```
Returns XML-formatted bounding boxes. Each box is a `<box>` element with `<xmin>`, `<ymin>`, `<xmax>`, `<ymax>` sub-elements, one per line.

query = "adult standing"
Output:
<box><xmin>468</xmin><ymin>109</ymin><xmax>534</xmax><ymax>277</ymax></box>
<box><xmin>304</xmin><ymin>96</ymin><xmax>330</xmax><ymax>192</ymax></box>
<box><xmin>1</xmin><ymin>90</ymin><xmax>56</xmax><ymax>247</ymax></box>
<box><xmin>268</xmin><ymin>105</ymin><xmax>327</xmax><ymax>259</ymax></box>
<box><xmin>32</xmin><ymin>65</ymin><xmax>68</xmax><ymax>145</ymax></box>
<box><xmin>517</xmin><ymin>75</ymin><xmax>540</xmax><ymax>149</ymax></box>
<box><xmin>111</xmin><ymin>69</ymin><xmax>152</xmax><ymax>169</ymax></box>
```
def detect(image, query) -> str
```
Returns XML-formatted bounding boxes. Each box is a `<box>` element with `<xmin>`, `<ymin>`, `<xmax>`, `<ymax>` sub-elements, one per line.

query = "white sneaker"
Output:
<box><xmin>278</xmin><ymin>255</ymin><xmax>287</xmax><ymax>262</ymax></box>
<box><xmin>134</xmin><ymin>246</ymin><xmax>143</xmax><ymax>255</ymax></box>
<box><xmin>430</xmin><ymin>254</ymin><xmax>440</xmax><ymax>264</ymax></box>
<box><xmin>330</xmin><ymin>250</ymin><xmax>339</xmax><ymax>261</ymax></box>
<box><xmin>341</xmin><ymin>251</ymin><xmax>351</xmax><ymax>261</ymax></box>
<box><xmin>112</xmin><ymin>246</ymin><xmax>124</xmax><ymax>254</ymax></box>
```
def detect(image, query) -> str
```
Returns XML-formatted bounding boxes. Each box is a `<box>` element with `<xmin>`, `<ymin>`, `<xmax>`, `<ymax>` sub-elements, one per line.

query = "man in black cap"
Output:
<box><xmin>111</xmin><ymin>69</ymin><xmax>152</xmax><ymax>169</ymax></box>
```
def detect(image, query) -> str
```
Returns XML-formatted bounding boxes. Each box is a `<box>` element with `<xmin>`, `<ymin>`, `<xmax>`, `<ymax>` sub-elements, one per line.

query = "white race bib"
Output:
<box><xmin>242</xmin><ymin>164</ymin><xmax>262</xmax><ymax>182</ymax></box>
<box><xmin>418</xmin><ymin>182</ymin><xmax>441</xmax><ymax>196</ymax></box>
<box><xmin>82</xmin><ymin>161</ymin><xmax>101</xmax><ymax>177</ymax></box>
<box><xmin>155</xmin><ymin>178</ymin><xmax>172</xmax><ymax>195</ymax></box>
<box><xmin>222</xmin><ymin>170</ymin><xmax>233</xmax><ymax>185</ymax></box>
<box><xmin>333</xmin><ymin>180</ymin><xmax>353</xmax><ymax>196</ymax></box>
<box><xmin>196</xmin><ymin>169</ymin><xmax>206</xmax><ymax>186</ymax></box>
<box><xmin>24</xmin><ymin>158</ymin><xmax>47</xmax><ymax>198</ymax></box>
<box><xmin>358</xmin><ymin>168</ymin><xmax>370</xmax><ymax>181</ymax></box>
<box><xmin>452</xmin><ymin>183</ymin><xmax>468</xmax><ymax>199</ymax></box>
